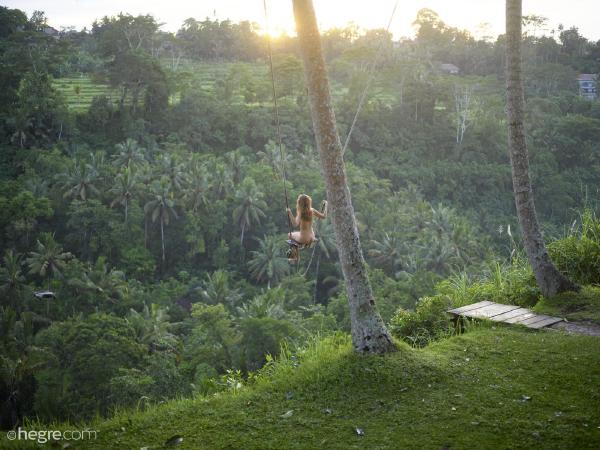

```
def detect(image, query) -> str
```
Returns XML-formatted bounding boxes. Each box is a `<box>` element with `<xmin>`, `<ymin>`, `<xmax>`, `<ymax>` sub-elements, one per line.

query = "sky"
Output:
<box><xmin>4</xmin><ymin>0</ymin><xmax>600</xmax><ymax>41</ymax></box>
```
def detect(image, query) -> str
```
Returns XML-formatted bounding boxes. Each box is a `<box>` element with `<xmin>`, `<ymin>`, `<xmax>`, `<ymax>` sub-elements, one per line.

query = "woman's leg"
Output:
<box><xmin>288</xmin><ymin>231</ymin><xmax>302</xmax><ymax>242</ymax></box>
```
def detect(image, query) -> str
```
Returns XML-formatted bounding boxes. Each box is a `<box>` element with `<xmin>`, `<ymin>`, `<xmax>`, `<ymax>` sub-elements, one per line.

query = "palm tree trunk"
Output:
<box><xmin>505</xmin><ymin>0</ymin><xmax>578</xmax><ymax>297</ymax></box>
<box><xmin>292</xmin><ymin>0</ymin><xmax>395</xmax><ymax>354</ymax></box>
<box><xmin>240</xmin><ymin>222</ymin><xmax>245</xmax><ymax>247</ymax></box>
<box><xmin>313</xmin><ymin>251</ymin><xmax>321</xmax><ymax>304</ymax></box>
<box><xmin>160</xmin><ymin>219</ymin><xmax>165</xmax><ymax>263</ymax></box>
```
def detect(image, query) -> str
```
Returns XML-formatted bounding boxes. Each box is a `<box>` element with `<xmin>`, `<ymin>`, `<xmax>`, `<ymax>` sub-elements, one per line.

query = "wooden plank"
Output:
<box><xmin>489</xmin><ymin>308</ymin><xmax>530</xmax><ymax>322</ymax></box>
<box><xmin>448</xmin><ymin>301</ymin><xmax>493</xmax><ymax>315</ymax></box>
<box><xmin>463</xmin><ymin>303</ymin><xmax>521</xmax><ymax>319</ymax></box>
<box><xmin>518</xmin><ymin>315</ymin><xmax>554</xmax><ymax>326</ymax></box>
<box><xmin>527</xmin><ymin>317</ymin><xmax>564</xmax><ymax>329</ymax></box>
<box><xmin>503</xmin><ymin>312</ymin><xmax>537</xmax><ymax>324</ymax></box>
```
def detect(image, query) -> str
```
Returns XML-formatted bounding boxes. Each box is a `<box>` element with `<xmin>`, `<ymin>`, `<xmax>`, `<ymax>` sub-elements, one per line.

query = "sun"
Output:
<box><xmin>260</xmin><ymin>1</ymin><xmax>296</xmax><ymax>37</ymax></box>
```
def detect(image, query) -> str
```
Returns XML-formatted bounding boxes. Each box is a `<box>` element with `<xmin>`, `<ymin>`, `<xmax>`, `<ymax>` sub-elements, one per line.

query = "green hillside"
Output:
<box><xmin>53</xmin><ymin>77</ymin><xmax>119</xmax><ymax>111</ymax></box>
<box><xmin>9</xmin><ymin>326</ymin><xmax>599</xmax><ymax>449</ymax></box>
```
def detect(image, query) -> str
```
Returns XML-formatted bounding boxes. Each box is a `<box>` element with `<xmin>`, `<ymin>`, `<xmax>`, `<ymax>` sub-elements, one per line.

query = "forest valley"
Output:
<box><xmin>1</xmin><ymin>4</ymin><xmax>599</xmax><ymax>430</ymax></box>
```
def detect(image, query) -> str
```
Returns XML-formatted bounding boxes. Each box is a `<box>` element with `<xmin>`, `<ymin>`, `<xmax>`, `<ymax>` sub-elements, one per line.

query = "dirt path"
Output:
<box><xmin>549</xmin><ymin>320</ymin><xmax>600</xmax><ymax>336</ymax></box>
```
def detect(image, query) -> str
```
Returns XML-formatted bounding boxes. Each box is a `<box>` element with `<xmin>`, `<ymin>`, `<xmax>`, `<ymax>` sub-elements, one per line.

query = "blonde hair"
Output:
<box><xmin>296</xmin><ymin>194</ymin><xmax>312</xmax><ymax>222</ymax></box>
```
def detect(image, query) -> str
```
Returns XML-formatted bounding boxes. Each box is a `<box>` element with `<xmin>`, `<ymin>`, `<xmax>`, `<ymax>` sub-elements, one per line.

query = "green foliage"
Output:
<box><xmin>389</xmin><ymin>295</ymin><xmax>454</xmax><ymax>347</ymax></box>
<box><xmin>548</xmin><ymin>210</ymin><xmax>600</xmax><ymax>285</ymax></box>
<box><xmin>2</xmin><ymin>4</ymin><xmax>600</xmax><ymax>430</ymax></box>
<box><xmin>535</xmin><ymin>285</ymin><xmax>600</xmax><ymax>324</ymax></box>
<box><xmin>33</xmin><ymin>313</ymin><xmax>147</xmax><ymax>421</ymax></box>
<box><xmin>437</xmin><ymin>259</ymin><xmax>539</xmax><ymax>307</ymax></box>
<box><xmin>238</xmin><ymin>317</ymin><xmax>296</xmax><ymax>372</ymax></box>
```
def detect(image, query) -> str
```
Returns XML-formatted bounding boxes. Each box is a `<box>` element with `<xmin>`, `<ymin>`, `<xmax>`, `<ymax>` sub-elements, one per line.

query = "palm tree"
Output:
<box><xmin>257</xmin><ymin>140</ymin><xmax>292</xmax><ymax>177</ymax></box>
<box><xmin>68</xmin><ymin>258</ymin><xmax>126</xmax><ymax>305</ymax></box>
<box><xmin>159</xmin><ymin>154</ymin><xmax>185</xmax><ymax>192</ymax></box>
<box><xmin>112</xmin><ymin>138</ymin><xmax>145</xmax><ymax>168</ymax></box>
<box><xmin>197</xmin><ymin>270</ymin><xmax>242</xmax><ymax>312</ymax></box>
<box><xmin>236</xmin><ymin>290</ymin><xmax>285</xmax><ymax>319</ymax></box>
<box><xmin>0</xmin><ymin>251</ymin><xmax>26</xmax><ymax>313</ymax></box>
<box><xmin>505</xmin><ymin>0</ymin><xmax>577</xmax><ymax>296</ymax></box>
<box><xmin>127</xmin><ymin>303</ymin><xmax>178</xmax><ymax>352</ymax></box>
<box><xmin>26</xmin><ymin>233</ymin><xmax>72</xmax><ymax>285</ymax></box>
<box><xmin>248</xmin><ymin>235</ymin><xmax>289</xmax><ymax>288</ymax></box>
<box><xmin>136</xmin><ymin>162</ymin><xmax>155</xmax><ymax>248</ymax></box>
<box><xmin>293</xmin><ymin>0</ymin><xmax>395</xmax><ymax>353</ymax></box>
<box><xmin>224</xmin><ymin>149</ymin><xmax>247</xmax><ymax>185</ymax></box>
<box><xmin>369</xmin><ymin>232</ymin><xmax>406</xmax><ymax>276</ymax></box>
<box><xmin>144</xmin><ymin>178</ymin><xmax>179</xmax><ymax>264</ymax></box>
<box><xmin>57</xmin><ymin>160</ymin><xmax>99</xmax><ymax>201</ymax></box>
<box><xmin>233</xmin><ymin>177</ymin><xmax>267</xmax><ymax>246</ymax></box>
<box><xmin>110</xmin><ymin>167</ymin><xmax>137</xmax><ymax>223</ymax></box>
<box><xmin>211</xmin><ymin>162</ymin><xmax>233</xmax><ymax>199</ymax></box>
<box><xmin>184</xmin><ymin>158</ymin><xmax>211</xmax><ymax>212</ymax></box>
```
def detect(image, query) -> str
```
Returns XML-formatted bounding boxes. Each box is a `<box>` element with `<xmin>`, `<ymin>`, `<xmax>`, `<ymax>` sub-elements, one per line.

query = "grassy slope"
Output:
<box><xmin>534</xmin><ymin>286</ymin><xmax>600</xmax><ymax>325</ymax></box>
<box><xmin>10</xmin><ymin>325</ymin><xmax>600</xmax><ymax>450</ymax></box>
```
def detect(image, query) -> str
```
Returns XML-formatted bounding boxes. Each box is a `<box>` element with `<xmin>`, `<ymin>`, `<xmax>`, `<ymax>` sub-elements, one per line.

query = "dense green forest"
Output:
<box><xmin>1</xmin><ymin>4</ymin><xmax>599</xmax><ymax>431</ymax></box>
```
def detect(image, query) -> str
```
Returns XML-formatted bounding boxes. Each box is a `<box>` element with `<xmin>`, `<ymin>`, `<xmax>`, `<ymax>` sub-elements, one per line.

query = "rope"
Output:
<box><xmin>263</xmin><ymin>0</ymin><xmax>292</xmax><ymax>236</ymax></box>
<box><xmin>342</xmin><ymin>0</ymin><xmax>400</xmax><ymax>156</ymax></box>
<box><xmin>302</xmin><ymin>241</ymin><xmax>318</xmax><ymax>276</ymax></box>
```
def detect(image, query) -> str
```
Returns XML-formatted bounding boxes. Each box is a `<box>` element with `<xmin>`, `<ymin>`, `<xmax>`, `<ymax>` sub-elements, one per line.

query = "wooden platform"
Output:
<box><xmin>447</xmin><ymin>301</ymin><xmax>564</xmax><ymax>329</ymax></box>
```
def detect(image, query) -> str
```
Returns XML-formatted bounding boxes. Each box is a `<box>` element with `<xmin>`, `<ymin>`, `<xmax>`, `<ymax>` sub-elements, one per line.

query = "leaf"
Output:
<box><xmin>280</xmin><ymin>410</ymin><xmax>294</xmax><ymax>419</ymax></box>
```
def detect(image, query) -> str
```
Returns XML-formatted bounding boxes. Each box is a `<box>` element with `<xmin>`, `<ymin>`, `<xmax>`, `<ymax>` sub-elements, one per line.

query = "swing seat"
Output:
<box><xmin>286</xmin><ymin>238</ymin><xmax>318</xmax><ymax>250</ymax></box>
<box><xmin>286</xmin><ymin>238</ymin><xmax>318</xmax><ymax>261</ymax></box>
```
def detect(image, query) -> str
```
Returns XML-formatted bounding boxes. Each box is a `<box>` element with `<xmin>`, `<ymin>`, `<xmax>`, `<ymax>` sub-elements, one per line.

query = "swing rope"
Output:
<box><xmin>262</xmin><ymin>0</ymin><xmax>398</xmax><ymax>270</ymax></box>
<box><xmin>263</xmin><ymin>0</ymin><xmax>292</xmax><ymax>237</ymax></box>
<box><xmin>342</xmin><ymin>0</ymin><xmax>400</xmax><ymax>156</ymax></box>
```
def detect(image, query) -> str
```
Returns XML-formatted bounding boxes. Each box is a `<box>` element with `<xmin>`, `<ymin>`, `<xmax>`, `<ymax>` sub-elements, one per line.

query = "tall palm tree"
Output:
<box><xmin>293</xmin><ymin>0</ymin><xmax>395</xmax><ymax>353</ymax></box>
<box><xmin>0</xmin><ymin>251</ymin><xmax>26</xmax><ymax>313</ymax></box>
<box><xmin>26</xmin><ymin>233</ymin><xmax>72</xmax><ymax>288</ymax></box>
<box><xmin>110</xmin><ymin>167</ymin><xmax>137</xmax><ymax>223</ymax></box>
<box><xmin>248</xmin><ymin>235</ymin><xmax>289</xmax><ymax>288</ymax></box>
<box><xmin>233</xmin><ymin>177</ymin><xmax>267</xmax><ymax>246</ymax></box>
<box><xmin>136</xmin><ymin>162</ymin><xmax>155</xmax><ymax>248</ymax></box>
<box><xmin>112</xmin><ymin>138</ymin><xmax>145</xmax><ymax>169</ymax></box>
<box><xmin>57</xmin><ymin>160</ymin><xmax>99</xmax><ymax>201</ymax></box>
<box><xmin>144</xmin><ymin>178</ymin><xmax>179</xmax><ymax>264</ymax></box>
<box><xmin>505</xmin><ymin>0</ymin><xmax>577</xmax><ymax>296</ymax></box>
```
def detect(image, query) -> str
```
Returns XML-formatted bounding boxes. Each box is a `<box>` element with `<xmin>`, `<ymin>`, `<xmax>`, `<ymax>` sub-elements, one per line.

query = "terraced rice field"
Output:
<box><xmin>52</xmin><ymin>60</ymin><xmax>389</xmax><ymax>112</ymax></box>
<box><xmin>53</xmin><ymin>76</ymin><xmax>122</xmax><ymax>111</ymax></box>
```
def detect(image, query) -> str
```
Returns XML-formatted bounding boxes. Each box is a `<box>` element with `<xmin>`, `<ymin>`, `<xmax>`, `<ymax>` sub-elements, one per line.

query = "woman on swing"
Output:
<box><xmin>286</xmin><ymin>194</ymin><xmax>327</xmax><ymax>261</ymax></box>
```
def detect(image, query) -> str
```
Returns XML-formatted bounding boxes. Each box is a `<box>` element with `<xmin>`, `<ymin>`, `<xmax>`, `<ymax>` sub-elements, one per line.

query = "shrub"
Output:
<box><xmin>437</xmin><ymin>258</ymin><xmax>539</xmax><ymax>308</ymax></box>
<box><xmin>389</xmin><ymin>295</ymin><xmax>453</xmax><ymax>347</ymax></box>
<box><xmin>548</xmin><ymin>210</ymin><xmax>600</xmax><ymax>285</ymax></box>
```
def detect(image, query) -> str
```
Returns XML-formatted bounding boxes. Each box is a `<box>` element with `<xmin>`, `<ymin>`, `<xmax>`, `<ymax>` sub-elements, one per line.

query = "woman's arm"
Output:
<box><xmin>286</xmin><ymin>208</ymin><xmax>300</xmax><ymax>227</ymax></box>
<box><xmin>312</xmin><ymin>201</ymin><xmax>327</xmax><ymax>219</ymax></box>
